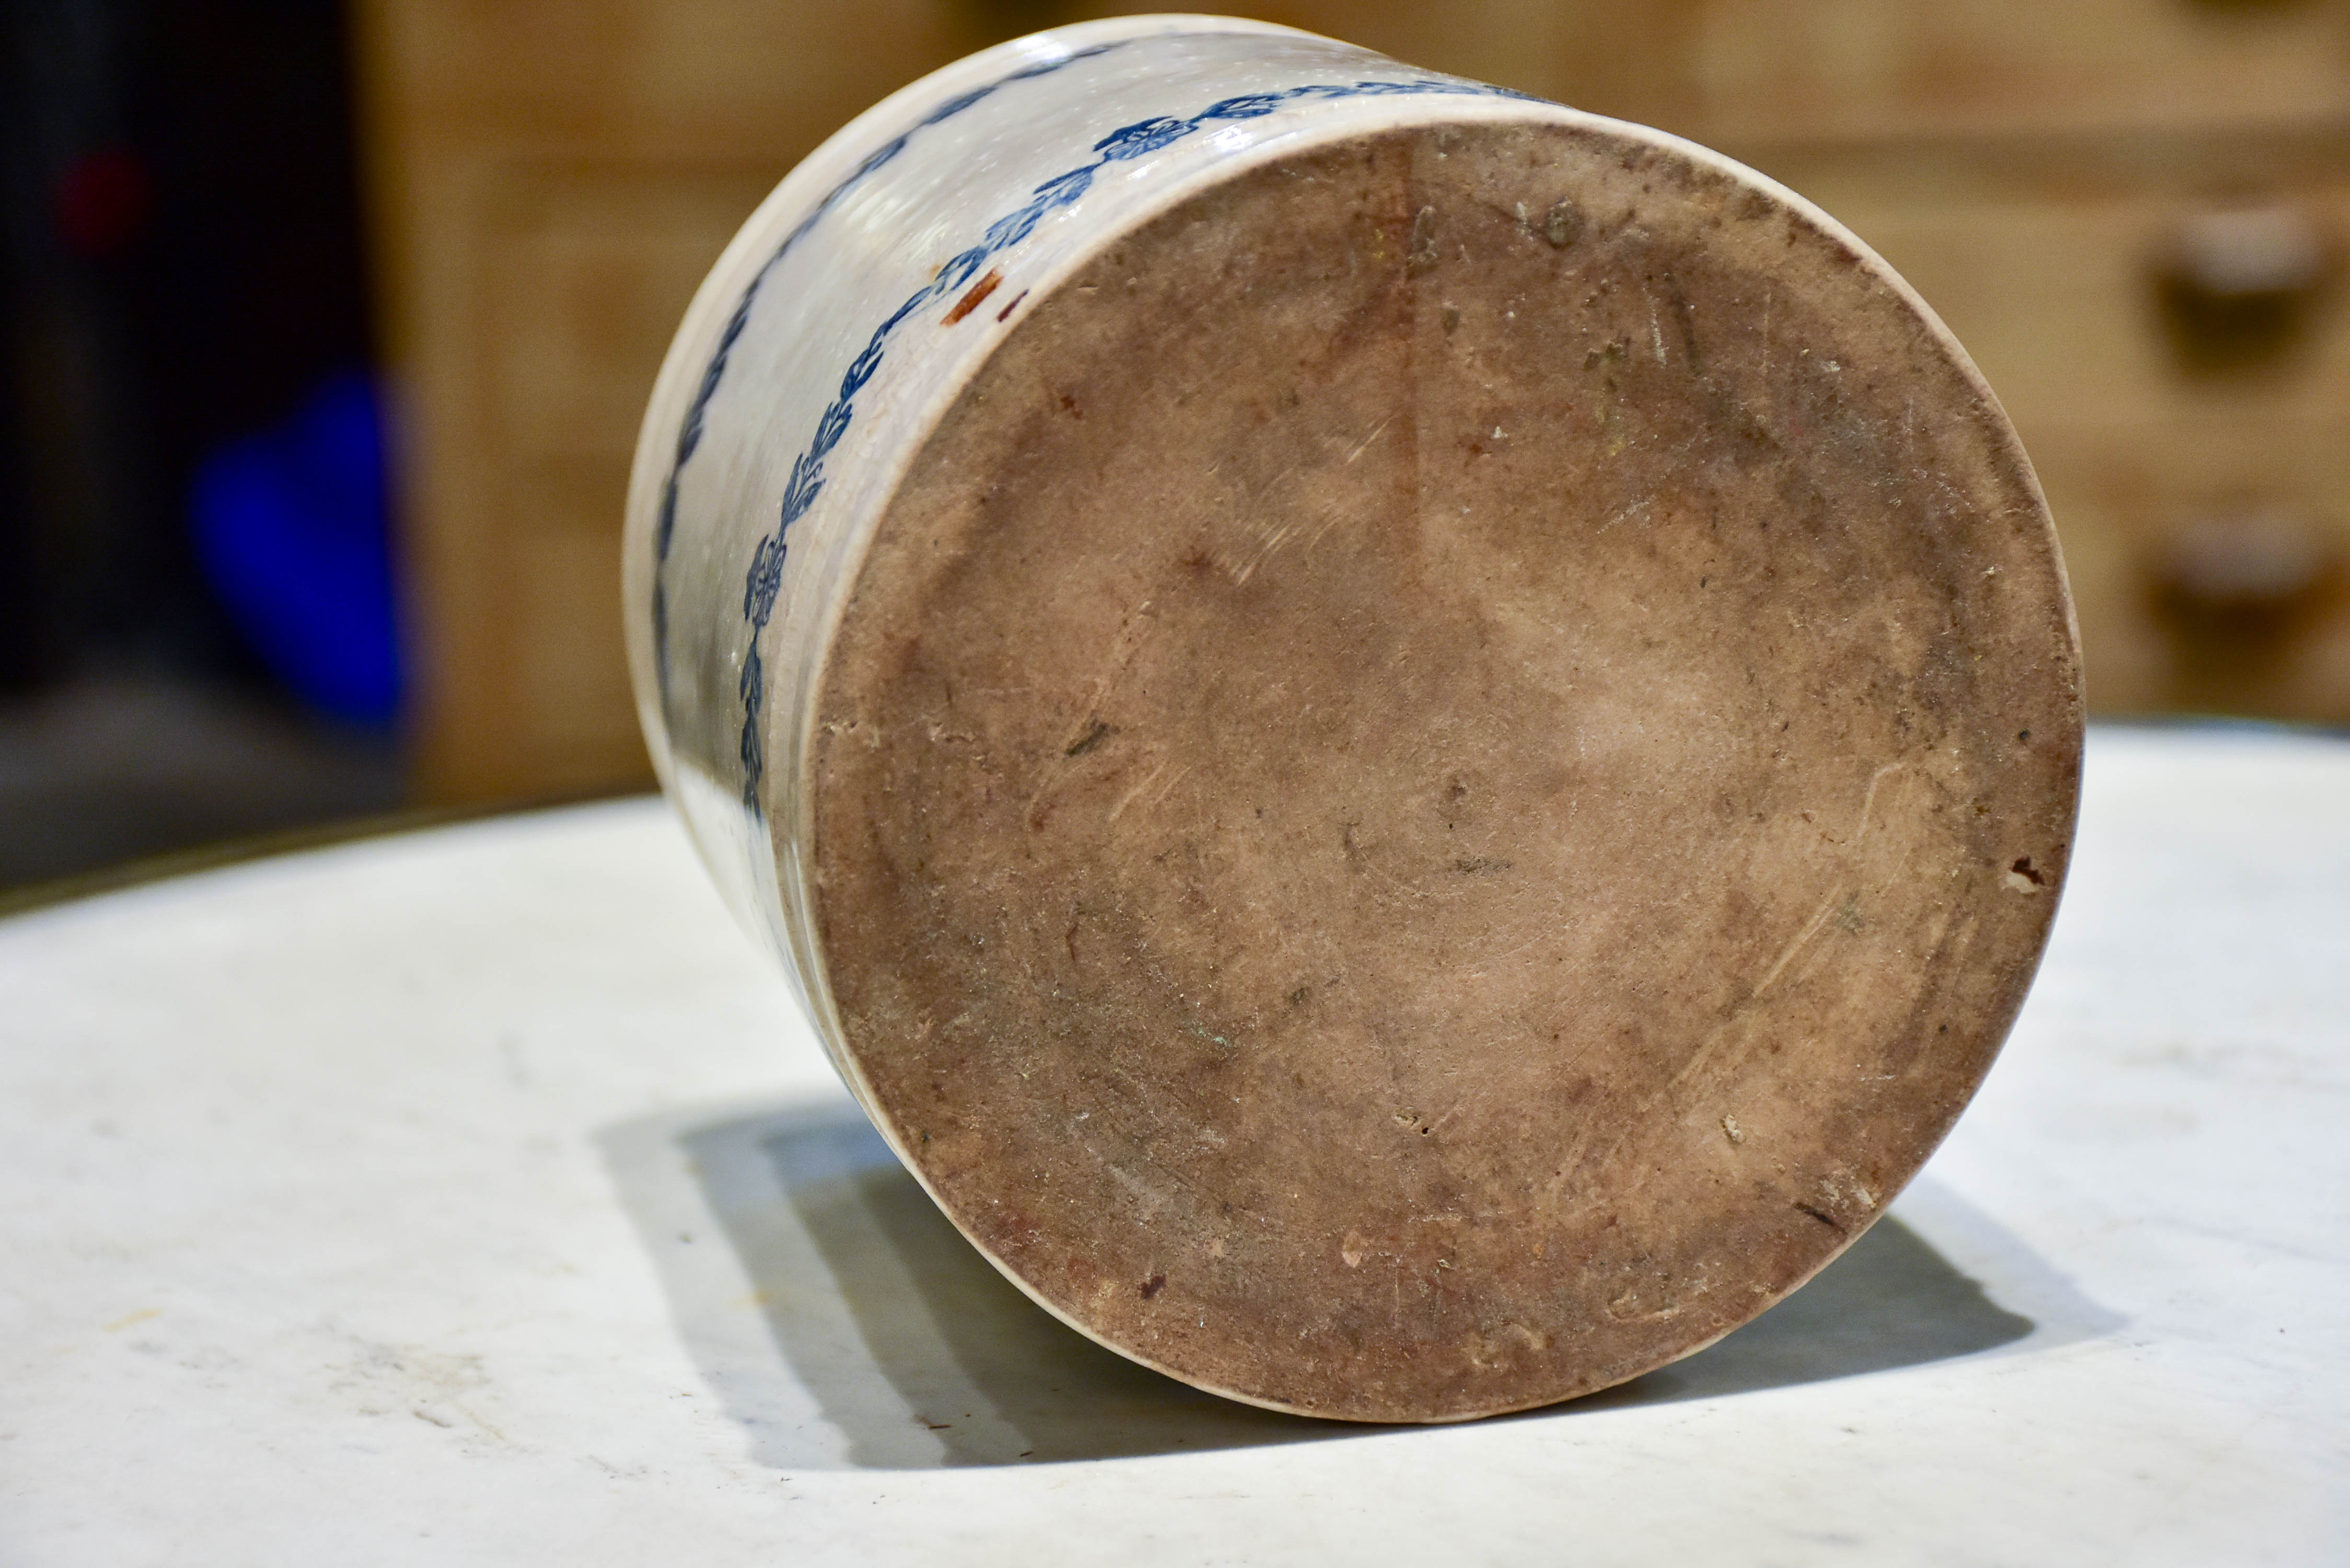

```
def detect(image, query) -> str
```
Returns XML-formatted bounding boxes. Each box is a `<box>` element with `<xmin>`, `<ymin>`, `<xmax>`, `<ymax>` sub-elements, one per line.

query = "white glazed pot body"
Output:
<box><xmin>627</xmin><ymin>13</ymin><xmax>1814</xmax><ymax>1078</ymax></box>
<box><xmin>621</xmin><ymin>15</ymin><xmax>2080</xmax><ymax>1422</ymax></box>
<box><xmin>626</xmin><ymin>17</ymin><xmax>1599</xmax><ymax>1065</ymax></box>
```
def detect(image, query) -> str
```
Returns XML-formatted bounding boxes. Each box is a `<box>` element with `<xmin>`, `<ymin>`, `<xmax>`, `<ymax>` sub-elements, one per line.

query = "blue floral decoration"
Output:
<box><xmin>646</xmin><ymin>56</ymin><xmax>1543</xmax><ymax>811</ymax></box>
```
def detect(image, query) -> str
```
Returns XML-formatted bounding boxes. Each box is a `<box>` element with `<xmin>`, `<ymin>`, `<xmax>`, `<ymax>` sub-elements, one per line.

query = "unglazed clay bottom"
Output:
<box><xmin>625</xmin><ymin>18</ymin><xmax>2081</xmax><ymax>1423</ymax></box>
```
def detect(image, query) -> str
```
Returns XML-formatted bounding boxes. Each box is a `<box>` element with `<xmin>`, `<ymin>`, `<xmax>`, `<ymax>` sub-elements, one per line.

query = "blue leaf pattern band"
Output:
<box><xmin>648</xmin><ymin>60</ymin><xmax>1541</xmax><ymax>812</ymax></box>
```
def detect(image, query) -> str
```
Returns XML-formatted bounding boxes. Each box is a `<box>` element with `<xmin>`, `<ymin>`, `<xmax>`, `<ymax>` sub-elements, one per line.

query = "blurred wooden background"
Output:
<box><xmin>355</xmin><ymin>0</ymin><xmax>2350</xmax><ymax>803</ymax></box>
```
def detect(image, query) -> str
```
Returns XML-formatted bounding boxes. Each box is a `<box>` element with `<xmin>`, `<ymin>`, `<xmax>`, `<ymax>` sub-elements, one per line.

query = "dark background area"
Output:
<box><xmin>5</xmin><ymin>1</ymin><xmax>2348</xmax><ymax>897</ymax></box>
<box><xmin>0</xmin><ymin>0</ymin><xmax>400</xmax><ymax>890</ymax></box>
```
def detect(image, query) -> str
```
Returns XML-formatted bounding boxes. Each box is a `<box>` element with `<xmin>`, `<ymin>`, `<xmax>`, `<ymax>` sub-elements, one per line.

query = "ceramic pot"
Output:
<box><xmin>624</xmin><ymin>14</ymin><xmax>2081</xmax><ymax>1422</ymax></box>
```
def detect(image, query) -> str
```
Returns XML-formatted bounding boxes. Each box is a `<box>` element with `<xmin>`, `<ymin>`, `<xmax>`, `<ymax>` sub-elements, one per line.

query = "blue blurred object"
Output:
<box><xmin>191</xmin><ymin>371</ymin><xmax>402</xmax><ymax>725</ymax></box>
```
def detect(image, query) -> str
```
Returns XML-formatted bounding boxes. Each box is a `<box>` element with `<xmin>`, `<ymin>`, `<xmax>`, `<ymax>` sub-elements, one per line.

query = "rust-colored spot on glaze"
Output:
<box><xmin>943</xmin><ymin>269</ymin><xmax>1003</xmax><ymax>325</ymax></box>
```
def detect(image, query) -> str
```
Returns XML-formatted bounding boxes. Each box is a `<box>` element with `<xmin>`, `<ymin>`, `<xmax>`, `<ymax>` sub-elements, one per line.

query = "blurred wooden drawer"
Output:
<box><xmin>405</xmin><ymin>163</ymin><xmax>774</xmax><ymax>798</ymax></box>
<box><xmin>362</xmin><ymin>0</ymin><xmax>986</xmax><ymax>804</ymax></box>
<box><xmin>1760</xmin><ymin>135</ymin><xmax>2350</xmax><ymax>720</ymax></box>
<box><xmin>1789</xmin><ymin>150</ymin><xmax>2350</xmax><ymax>431</ymax></box>
<box><xmin>363</xmin><ymin>0</ymin><xmax>2350</xmax><ymax>801</ymax></box>
<box><xmin>481</xmin><ymin>166</ymin><xmax>779</xmax><ymax>465</ymax></box>
<box><xmin>1697</xmin><ymin>0</ymin><xmax>2350</xmax><ymax>142</ymax></box>
<box><xmin>488</xmin><ymin>461</ymin><xmax>641</xmax><ymax>792</ymax></box>
<box><xmin>2029</xmin><ymin>417</ymin><xmax>2350</xmax><ymax>719</ymax></box>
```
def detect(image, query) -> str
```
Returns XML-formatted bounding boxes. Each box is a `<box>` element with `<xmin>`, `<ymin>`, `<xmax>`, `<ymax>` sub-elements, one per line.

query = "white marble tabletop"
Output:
<box><xmin>2</xmin><ymin>726</ymin><xmax>2344</xmax><ymax>1565</ymax></box>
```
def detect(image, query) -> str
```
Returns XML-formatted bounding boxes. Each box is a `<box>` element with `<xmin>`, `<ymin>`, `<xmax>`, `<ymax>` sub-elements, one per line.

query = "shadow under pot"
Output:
<box><xmin>623</xmin><ymin>15</ymin><xmax>2082</xmax><ymax>1424</ymax></box>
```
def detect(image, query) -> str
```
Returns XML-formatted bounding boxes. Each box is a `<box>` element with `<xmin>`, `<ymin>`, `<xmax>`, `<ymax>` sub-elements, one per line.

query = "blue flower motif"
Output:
<box><xmin>1200</xmin><ymin>91</ymin><xmax>1291</xmax><ymax>120</ymax></box>
<box><xmin>1093</xmin><ymin>116</ymin><xmax>1195</xmax><ymax>160</ymax></box>
<box><xmin>778</xmin><ymin>452</ymin><xmax>825</xmax><ymax>528</ymax></box>
<box><xmin>663</xmin><ymin>64</ymin><xmax>1549</xmax><ymax>811</ymax></box>
<box><xmin>848</xmin><ymin>135</ymin><xmax>908</xmax><ymax>182</ymax></box>
<box><xmin>738</xmin><ymin>639</ymin><xmax>766</xmax><ymax>801</ymax></box>
<box><xmin>809</xmin><ymin>398</ymin><xmax>853</xmax><ymax>461</ymax></box>
<box><xmin>655</xmin><ymin>479</ymin><xmax>679</xmax><ymax>556</ymax></box>
<box><xmin>921</xmin><ymin>86</ymin><xmax>992</xmax><ymax>125</ymax></box>
<box><xmin>985</xmin><ymin>201</ymin><xmax>1051</xmax><ymax>251</ymax></box>
<box><xmin>934</xmin><ymin>247</ymin><xmax>991</xmax><ymax>294</ymax></box>
<box><xmin>742</xmin><ymin>534</ymin><xmax>787</xmax><ymax>621</ymax></box>
<box><xmin>883</xmin><ymin>284</ymin><xmax>933</xmax><ymax>331</ymax></box>
<box><xmin>715</xmin><ymin>296</ymin><xmax>754</xmax><ymax>354</ymax></box>
<box><xmin>839</xmin><ymin>329</ymin><xmax>888</xmax><ymax>398</ymax></box>
<box><xmin>1032</xmin><ymin>166</ymin><xmax>1096</xmax><ymax>204</ymax></box>
<box><xmin>1007</xmin><ymin>41</ymin><xmax>1116</xmax><ymax>83</ymax></box>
